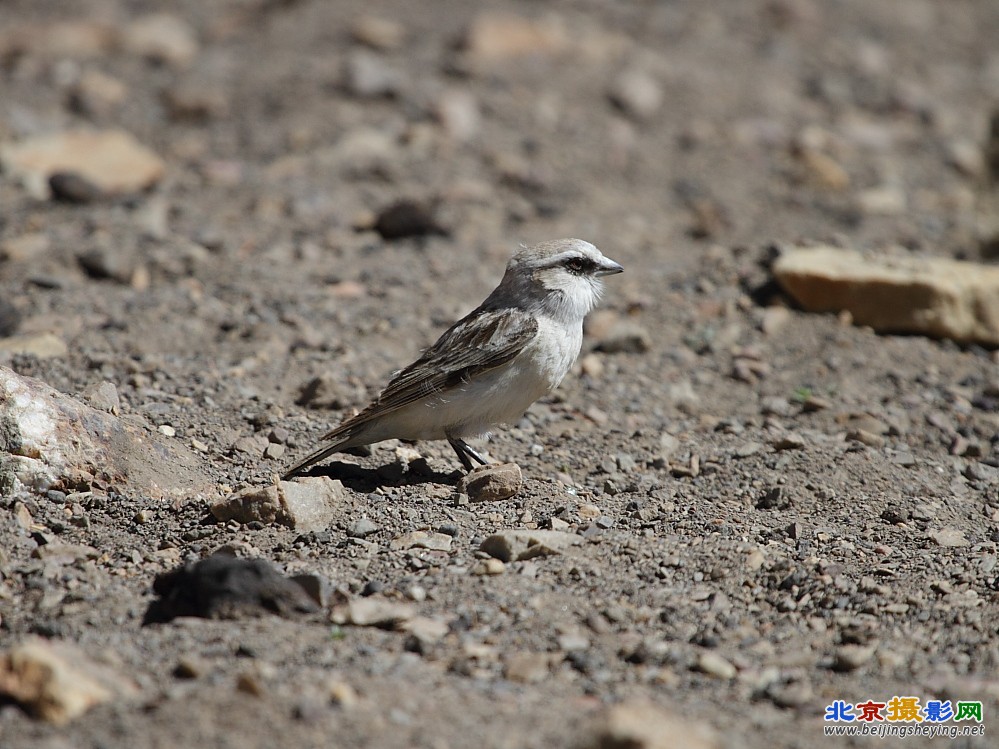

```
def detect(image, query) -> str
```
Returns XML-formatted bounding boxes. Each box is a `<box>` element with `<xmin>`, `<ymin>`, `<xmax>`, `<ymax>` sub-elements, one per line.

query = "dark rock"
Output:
<box><xmin>373</xmin><ymin>199</ymin><xmax>448</xmax><ymax>240</ymax></box>
<box><xmin>49</xmin><ymin>171</ymin><xmax>105</xmax><ymax>203</ymax></box>
<box><xmin>144</xmin><ymin>554</ymin><xmax>320</xmax><ymax>623</ymax></box>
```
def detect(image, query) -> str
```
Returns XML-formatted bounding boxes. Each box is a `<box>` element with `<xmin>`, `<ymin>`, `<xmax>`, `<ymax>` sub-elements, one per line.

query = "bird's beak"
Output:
<box><xmin>595</xmin><ymin>258</ymin><xmax>624</xmax><ymax>277</ymax></box>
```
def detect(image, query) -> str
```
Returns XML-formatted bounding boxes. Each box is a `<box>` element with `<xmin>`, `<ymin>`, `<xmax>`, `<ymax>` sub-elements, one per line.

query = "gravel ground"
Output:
<box><xmin>2</xmin><ymin>1</ymin><xmax>999</xmax><ymax>747</ymax></box>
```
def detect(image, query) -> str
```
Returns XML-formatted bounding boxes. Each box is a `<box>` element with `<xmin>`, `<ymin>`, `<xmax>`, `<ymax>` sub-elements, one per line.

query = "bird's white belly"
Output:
<box><xmin>382</xmin><ymin>317</ymin><xmax>582</xmax><ymax>442</ymax></box>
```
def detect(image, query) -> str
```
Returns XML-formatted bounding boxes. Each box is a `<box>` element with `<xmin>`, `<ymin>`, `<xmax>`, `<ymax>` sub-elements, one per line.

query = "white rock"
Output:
<box><xmin>774</xmin><ymin>245</ymin><xmax>999</xmax><ymax>345</ymax></box>
<box><xmin>0</xmin><ymin>365</ymin><xmax>212</xmax><ymax>499</ymax></box>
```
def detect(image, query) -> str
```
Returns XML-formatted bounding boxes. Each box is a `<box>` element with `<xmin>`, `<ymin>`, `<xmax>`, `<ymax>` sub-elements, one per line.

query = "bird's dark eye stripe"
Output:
<box><xmin>563</xmin><ymin>256</ymin><xmax>597</xmax><ymax>274</ymax></box>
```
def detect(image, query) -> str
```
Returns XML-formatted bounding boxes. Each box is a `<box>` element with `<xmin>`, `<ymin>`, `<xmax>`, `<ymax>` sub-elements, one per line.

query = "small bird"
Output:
<box><xmin>283</xmin><ymin>238</ymin><xmax>623</xmax><ymax>479</ymax></box>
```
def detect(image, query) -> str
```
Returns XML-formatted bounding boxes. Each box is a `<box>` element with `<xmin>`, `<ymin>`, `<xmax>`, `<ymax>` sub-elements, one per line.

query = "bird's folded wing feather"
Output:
<box><xmin>319</xmin><ymin>307</ymin><xmax>538</xmax><ymax>440</ymax></box>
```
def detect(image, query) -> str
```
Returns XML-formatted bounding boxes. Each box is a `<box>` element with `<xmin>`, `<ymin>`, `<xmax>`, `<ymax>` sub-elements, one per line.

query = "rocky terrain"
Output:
<box><xmin>2</xmin><ymin>1</ymin><xmax>999</xmax><ymax>747</ymax></box>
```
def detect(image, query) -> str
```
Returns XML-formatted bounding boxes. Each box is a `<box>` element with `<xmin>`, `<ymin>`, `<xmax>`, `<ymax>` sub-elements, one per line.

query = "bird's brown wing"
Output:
<box><xmin>319</xmin><ymin>306</ymin><xmax>538</xmax><ymax>441</ymax></box>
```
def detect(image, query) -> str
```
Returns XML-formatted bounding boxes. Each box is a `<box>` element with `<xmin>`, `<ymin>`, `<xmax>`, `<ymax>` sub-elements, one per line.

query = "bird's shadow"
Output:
<box><xmin>292</xmin><ymin>459</ymin><xmax>462</xmax><ymax>493</ymax></box>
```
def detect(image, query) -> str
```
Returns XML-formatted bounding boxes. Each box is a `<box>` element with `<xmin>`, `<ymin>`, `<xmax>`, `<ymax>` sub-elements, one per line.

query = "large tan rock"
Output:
<box><xmin>584</xmin><ymin>700</ymin><xmax>718</xmax><ymax>749</ymax></box>
<box><xmin>0</xmin><ymin>129</ymin><xmax>165</xmax><ymax>197</ymax></box>
<box><xmin>774</xmin><ymin>246</ymin><xmax>999</xmax><ymax>345</ymax></box>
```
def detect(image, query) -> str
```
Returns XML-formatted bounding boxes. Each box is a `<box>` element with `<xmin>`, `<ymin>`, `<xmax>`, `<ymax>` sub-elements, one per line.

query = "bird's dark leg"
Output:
<box><xmin>448</xmin><ymin>437</ymin><xmax>490</xmax><ymax>471</ymax></box>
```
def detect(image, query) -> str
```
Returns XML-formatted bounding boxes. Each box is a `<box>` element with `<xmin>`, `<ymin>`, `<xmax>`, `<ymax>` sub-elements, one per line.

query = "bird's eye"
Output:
<box><xmin>564</xmin><ymin>257</ymin><xmax>587</xmax><ymax>273</ymax></box>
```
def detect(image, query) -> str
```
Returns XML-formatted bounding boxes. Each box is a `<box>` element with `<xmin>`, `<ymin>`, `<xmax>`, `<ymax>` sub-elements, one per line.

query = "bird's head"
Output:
<box><xmin>501</xmin><ymin>238</ymin><xmax>623</xmax><ymax>319</ymax></box>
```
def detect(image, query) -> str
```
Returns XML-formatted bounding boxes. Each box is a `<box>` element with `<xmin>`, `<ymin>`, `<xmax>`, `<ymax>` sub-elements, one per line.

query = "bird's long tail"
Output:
<box><xmin>281</xmin><ymin>435</ymin><xmax>355</xmax><ymax>480</ymax></box>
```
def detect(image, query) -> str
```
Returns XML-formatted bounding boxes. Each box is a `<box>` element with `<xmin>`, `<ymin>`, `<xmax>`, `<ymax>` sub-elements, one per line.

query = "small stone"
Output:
<box><xmin>795</xmin><ymin>146</ymin><xmax>849</xmax><ymax>190</ymax></box>
<box><xmin>767</xmin><ymin>680</ymin><xmax>813</xmax><ymax>709</ymax></box>
<box><xmin>760</xmin><ymin>306</ymin><xmax>792</xmax><ymax>336</ymax></box>
<box><xmin>734</xmin><ymin>442</ymin><xmax>763</xmax><ymax>458</ymax></box>
<box><xmin>1</xmin><ymin>233</ymin><xmax>50</xmax><ymax>262</ymax></box>
<box><xmin>579</xmin><ymin>353</ymin><xmax>604</xmax><ymax>378</ymax></box>
<box><xmin>473</xmin><ymin>558</ymin><xmax>506</xmax><ymax>576</ymax></box>
<box><xmin>926</xmin><ymin>527</ymin><xmax>969</xmax><ymax>547</ymax></box>
<box><xmin>608</xmin><ymin>68</ymin><xmax>663</xmax><ymax>121</ymax></box>
<box><xmin>122</xmin><ymin>14</ymin><xmax>199</xmax><ymax>68</ymax></box>
<box><xmin>328</xmin><ymin>680</ymin><xmax>358</xmax><ymax>707</ymax></box>
<box><xmin>147</xmin><ymin>556</ymin><xmax>318</xmax><ymax>622</ymax></box>
<box><xmin>756</xmin><ymin>487</ymin><xmax>791</xmax><ymax>510</ymax></box>
<box><xmin>503</xmin><ymin>652</ymin><xmax>551</xmax><ymax>684</ymax></box>
<box><xmin>433</xmin><ymin>90</ymin><xmax>481</xmax><ymax>146</ymax></box>
<box><xmin>49</xmin><ymin>172</ymin><xmax>105</xmax><ymax>203</ymax></box>
<box><xmin>162</xmin><ymin>83</ymin><xmax>228</xmax><ymax>123</ymax></box>
<box><xmin>290</xmin><ymin>573</ymin><xmax>334</xmax><ymax>608</ymax></box>
<box><xmin>373</xmin><ymin>199</ymin><xmax>447</xmax><ymax>240</ymax></box>
<box><xmin>389</xmin><ymin>531</ymin><xmax>453</xmax><ymax>552</ymax></box>
<box><xmin>594</xmin><ymin>321</ymin><xmax>652</xmax><ymax>354</ymax></box>
<box><xmin>0</xmin><ymin>333</ymin><xmax>68</xmax><ymax>359</ymax></box>
<box><xmin>342</xmin><ymin>597</ymin><xmax>414</xmax><ymax>628</ymax></box>
<box><xmin>350</xmin><ymin>16</ymin><xmax>406</xmax><ymax>50</ymax></box>
<box><xmin>231</xmin><ymin>435</ymin><xmax>268</xmax><ymax>456</ymax></box>
<box><xmin>158</xmin><ymin>424</ymin><xmax>176</xmax><ymax>438</ymax></box>
<box><xmin>347</xmin><ymin>518</ymin><xmax>380</xmax><ymax>539</ymax></box>
<box><xmin>831</xmin><ymin>645</ymin><xmax>875</xmax><ymax>672</ymax></box>
<box><xmin>211</xmin><ymin>478</ymin><xmax>344</xmax><ymax>532</ymax></box>
<box><xmin>462</xmin><ymin>12</ymin><xmax>567</xmax><ymax>65</ymax></box>
<box><xmin>965</xmin><ymin>462</ymin><xmax>999</xmax><ymax>483</ymax></box>
<box><xmin>695</xmin><ymin>652</ymin><xmax>736</xmax><ymax>680</ymax></box>
<box><xmin>588</xmin><ymin>700</ymin><xmax>719</xmax><ymax>749</ymax></box>
<box><xmin>847</xmin><ymin>428</ymin><xmax>885</xmax><ymax>448</ymax></box>
<box><xmin>68</xmin><ymin>70</ymin><xmax>127</xmax><ymax>117</ymax></box>
<box><xmin>457</xmin><ymin>462</ymin><xmax>522</xmax><ymax>502</ymax></box>
<box><xmin>479</xmin><ymin>529</ymin><xmax>581</xmax><ymax>562</ymax></box>
<box><xmin>83</xmin><ymin>381</ymin><xmax>120</xmax><ymax>415</ymax></box>
<box><xmin>263</xmin><ymin>443</ymin><xmax>285</xmax><ymax>460</ymax></box>
<box><xmin>173</xmin><ymin>656</ymin><xmax>208</xmax><ymax>679</ymax></box>
<box><xmin>343</xmin><ymin>50</ymin><xmax>401</xmax><ymax>98</ymax></box>
<box><xmin>771</xmin><ymin>433</ymin><xmax>806</xmax><ymax>450</ymax></box>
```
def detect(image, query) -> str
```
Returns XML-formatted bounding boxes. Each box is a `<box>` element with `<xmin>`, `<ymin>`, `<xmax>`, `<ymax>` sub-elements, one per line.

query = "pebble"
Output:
<box><xmin>263</xmin><ymin>443</ymin><xmax>285</xmax><ymax>460</ymax></box>
<box><xmin>211</xmin><ymin>477</ymin><xmax>344</xmax><ymax>532</ymax></box>
<box><xmin>771</xmin><ymin>433</ymin><xmax>806</xmax><ymax>450</ymax></box>
<box><xmin>695</xmin><ymin>651</ymin><xmax>737</xmax><ymax>679</ymax></box>
<box><xmin>389</xmin><ymin>531</ymin><xmax>453</xmax><ymax>552</ymax></box>
<box><xmin>926</xmin><ymin>527</ymin><xmax>969</xmax><ymax>547</ymax></box>
<box><xmin>341</xmin><ymin>597</ymin><xmax>415</xmax><ymax>628</ymax></box>
<box><xmin>503</xmin><ymin>652</ymin><xmax>551</xmax><ymax>683</ymax></box>
<box><xmin>83</xmin><ymin>381</ymin><xmax>120</xmax><ymax>415</ymax></box>
<box><xmin>846</xmin><ymin>428</ymin><xmax>885</xmax><ymax>448</ymax></box>
<box><xmin>831</xmin><ymin>644</ymin><xmax>876</xmax><ymax>672</ymax></box>
<box><xmin>473</xmin><ymin>558</ymin><xmax>505</xmax><ymax>575</ymax></box>
<box><xmin>343</xmin><ymin>50</ymin><xmax>401</xmax><ymax>98</ymax></box>
<box><xmin>594</xmin><ymin>321</ymin><xmax>652</xmax><ymax>354</ymax></box>
<box><xmin>147</xmin><ymin>556</ymin><xmax>319</xmax><ymax>622</ymax></box>
<box><xmin>434</xmin><ymin>89</ymin><xmax>481</xmax><ymax>142</ymax></box>
<box><xmin>373</xmin><ymin>199</ymin><xmax>447</xmax><ymax>240</ymax></box>
<box><xmin>350</xmin><ymin>16</ymin><xmax>406</xmax><ymax>50</ymax></box>
<box><xmin>69</xmin><ymin>69</ymin><xmax>127</xmax><ymax>117</ymax></box>
<box><xmin>462</xmin><ymin>12</ymin><xmax>567</xmax><ymax>65</ymax></box>
<box><xmin>49</xmin><ymin>171</ymin><xmax>105</xmax><ymax>203</ymax></box>
<box><xmin>457</xmin><ymin>462</ymin><xmax>522</xmax><ymax>502</ymax></box>
<box><xmin>589</xmin><ymin>700</ymin><xmax>719</xmax><ymax>749</ymax></box>
<box><xmin>347</xmin><ymin>518</ymin><xmax>381</xmax><ymax>539</ymax></box>
<box><xmin>608</xmin><ymin>67</ymin><xmax>663</xmax><ymax>122</ymax></box>
<box><xmin>479</xmin><ymin>529</ymin><xmax>581</xmax><ymax>562</ymax></box>
<box><xmin>122</xmin><ymin>14</ymin><xmax>199</xmax><ymax>68</ymax></box>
